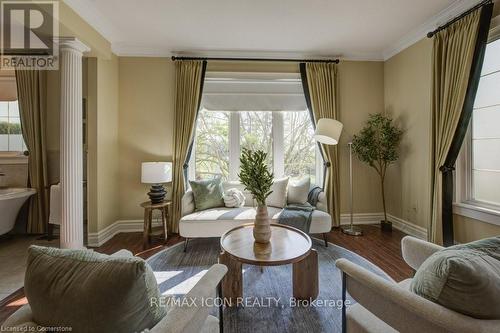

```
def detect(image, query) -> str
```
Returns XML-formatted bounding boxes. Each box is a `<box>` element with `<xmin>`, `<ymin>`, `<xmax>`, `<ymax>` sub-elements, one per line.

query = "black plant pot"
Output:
<box><xmin>381</xmin><ymin>220</ymin><xmax>392</xmax><ymax>232</ymax></box>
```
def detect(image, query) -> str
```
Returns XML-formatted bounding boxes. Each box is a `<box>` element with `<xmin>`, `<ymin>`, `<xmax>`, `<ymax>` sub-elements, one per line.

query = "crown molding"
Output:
<box><xmin>382</xmin><ymin>0</ymin><xmax>482</xmax><ymax>60</ymax></box>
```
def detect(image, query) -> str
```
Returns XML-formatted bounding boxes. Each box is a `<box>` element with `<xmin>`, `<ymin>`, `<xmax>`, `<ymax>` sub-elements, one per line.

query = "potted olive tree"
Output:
<box><xmin>352</xmin><ymin>113</ymin><xmax>402</xmax><ymax>231</ymax></box>
<box><xmin>238</xmin><ymin>148</ymin><xmax>274</xmax><ymax>244</ymax></box>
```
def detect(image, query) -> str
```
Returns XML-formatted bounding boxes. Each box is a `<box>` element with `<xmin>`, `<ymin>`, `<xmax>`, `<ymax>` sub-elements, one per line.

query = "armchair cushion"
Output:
<box><xmin>410</xmin><ymin>236</ymin><xmax>500</xmax><ymax>319</ymax></box>
<box><xmin>24</xmin><ymin>245</ymin><xmax>167</xmax><ymax>333</ymax></box>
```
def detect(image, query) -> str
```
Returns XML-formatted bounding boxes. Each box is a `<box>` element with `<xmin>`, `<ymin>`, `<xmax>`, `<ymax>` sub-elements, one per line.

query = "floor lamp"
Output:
<box><xmin>314</xmin><ymin>118</ymin><xmax>362</xmax><ymax>236</ymax></box>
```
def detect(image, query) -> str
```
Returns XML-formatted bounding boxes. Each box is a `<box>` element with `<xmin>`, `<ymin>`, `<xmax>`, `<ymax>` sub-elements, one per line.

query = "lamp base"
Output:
<box><xmin>148</xmin><ymin>184</ymin><xmax>166</xmax><ymax>204</ymax></box>
<box><xmin>341</xmin><ymin>225</ymin><xmax>363</xmax><ymax>236</ymax></box>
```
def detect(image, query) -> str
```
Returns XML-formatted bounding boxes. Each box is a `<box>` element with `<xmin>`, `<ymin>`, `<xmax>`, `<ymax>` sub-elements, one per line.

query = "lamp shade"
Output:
<box><xmin>314</xmin><ymin>118</ymin><xmax>343</xmax><ymax>145</ymax></box>
<box><xmin>141</xmin><ymin>162</ymin><xmax>172</xmax><ymax>184</ymax></box>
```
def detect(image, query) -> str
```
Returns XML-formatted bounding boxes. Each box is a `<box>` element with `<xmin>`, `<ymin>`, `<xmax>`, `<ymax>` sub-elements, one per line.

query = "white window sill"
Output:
<box><xmin>453</xmin><ymin>202</ymin><xmax>500</xmax><ymax>226</ymax></box>
<box><xmin>0</xmin><ymin>153</ymin><xmax>28</xmax><ymax>165</ymax></box>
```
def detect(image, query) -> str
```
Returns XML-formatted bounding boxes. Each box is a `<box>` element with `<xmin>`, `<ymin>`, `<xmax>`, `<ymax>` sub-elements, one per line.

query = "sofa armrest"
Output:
<box><xmin>2</xmin><ymin>304</ymin><xmax>37</xmax><ymax>329</ymax></box>
<box><xmin>150</xmin><ymin>264</ymin><xmax>228</xmax><ymax>333</ymax></box>
<box><xmin>316</xmin><ymin>191</ymin><xmax>328</xmax><ymax>212</ymax></box>
<box><xmin>110</xmin><ymin>249</ymin><xmax>134</xmax><ymax>258</ymax></box>
<box><xmin>401</xmin><ymin>236</ymin><xmax>443</xmax><ymax>271</ymax></box>
<box><xmin>181</xmin><ymin>190</ymin><xmax>195</xmax><ymax>217</ymax></box>
<box><xmin>336</xmin><ymin>258</ymin><xmax>499</xmax><ymax>333</ymax></box>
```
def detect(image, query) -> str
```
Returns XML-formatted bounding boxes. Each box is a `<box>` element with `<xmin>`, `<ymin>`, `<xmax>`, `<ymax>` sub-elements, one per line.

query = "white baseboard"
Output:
<box><xmin>88</xmin><ymin>213</ymin><xmax>428</xmax><ymax>247</ymax></box>
<box><xmin>87</xmin><ymin>219</ymin><xmax>157</xmax><ymax>247</ymax></box>
<box><xmin>339</xmin><ymin>213</ymin><xmax>383</xmax><ymax>225</ymax></box>
<box><xmin>387</xmin><ymin>214</ymin><xmax>428</xmax><ymax>240</ymax></box>
<box><xmin>339</xmin><ymin>212</ymin><xmax>427</xmax><ymax>240</ymax></box>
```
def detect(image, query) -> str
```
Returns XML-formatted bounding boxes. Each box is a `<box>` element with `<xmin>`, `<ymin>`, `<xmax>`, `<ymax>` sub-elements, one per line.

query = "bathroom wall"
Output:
<box><xmin>0</xmin><ymin>163</ymin><xmax>28</xmax><ymax>188</ymax></box>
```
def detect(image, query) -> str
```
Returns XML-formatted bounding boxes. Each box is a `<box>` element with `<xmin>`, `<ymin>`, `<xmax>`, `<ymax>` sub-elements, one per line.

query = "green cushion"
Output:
<box><xmin>410</xmin><ymin>237</ymin><xmax>500</xmax><ymax>319</ymax></box>
<box><xmin>189</xmin><ymin>178</ymin><xmax>224</xmax><ymax>211</ymax></box>
<box><xmin>24</xmin><ymin>246</ymin><xmax>166</xmax><ymax>333</ymax></box>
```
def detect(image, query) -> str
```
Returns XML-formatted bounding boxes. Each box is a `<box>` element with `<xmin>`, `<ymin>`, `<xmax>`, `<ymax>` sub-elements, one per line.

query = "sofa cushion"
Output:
<box><xmin>179</xmin><ymin>206</ymin><xmax>331</xmax><ymax>237</ymax></box>
<box><xmin>24</xmin><ymin>245</ymin><xmax>166</xmax><ymax>333</ymax></box>
<box><xmin>287</xmin><ymin>176</ymin><xmax>310</xmax><ymax>205</ymax></box>
<box><xmin>266</xmin><ymin>177</ymin><xmax>289</xmax><ymax>208</ymax></box>
<box><xmin>410</xmin><ymin>236</ymin><xmax>500</xmax><ymax>319</ymax></box>
<box><xmin>190</xmin><ymin>178</ymin><xmax>224</xmax><ymax>211</ymax></box>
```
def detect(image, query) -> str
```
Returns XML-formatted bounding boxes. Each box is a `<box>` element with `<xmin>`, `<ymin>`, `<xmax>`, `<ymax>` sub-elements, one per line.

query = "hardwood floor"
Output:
<box><xmin>0</xmin><ymin>224</ymin><xmax>412</xmax><ymax>324</ymax></box>
<box><xmin>326</xmin><ymin>225</ymin><xmax>413</xmax><ymax>281</ymax></box>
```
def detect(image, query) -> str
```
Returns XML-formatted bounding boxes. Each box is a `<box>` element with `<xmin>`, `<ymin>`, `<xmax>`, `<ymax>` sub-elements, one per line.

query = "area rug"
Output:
<box><xmin>147</xmin><ymin>238</ymin><xmax>392</xmax><ymax>333</ymax></box>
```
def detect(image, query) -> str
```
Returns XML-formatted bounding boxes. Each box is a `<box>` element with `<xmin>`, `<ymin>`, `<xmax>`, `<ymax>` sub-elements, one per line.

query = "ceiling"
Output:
<box><xmin>64</xmin><ymin>0</ymin><xmax>482</xmax><ymax>60</ymax></box>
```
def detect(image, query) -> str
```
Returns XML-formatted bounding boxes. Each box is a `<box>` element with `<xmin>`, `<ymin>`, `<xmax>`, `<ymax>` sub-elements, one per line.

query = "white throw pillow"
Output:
<box><xmin>287</xmin><ymin>176</ymin><xmax>310</xmax><ymax>205</ymax></box>
<box><xmin>223</xmin><ymin>188</ymin><xmax>246</xmax><ymax>208</ymax></box>
<box><xmin>222</xmin><ymin>181</ymin><xmax>254</xmax><ymax>206</ymax></box>
<box><xmin>266</xmin><ymin>177</ymin><xmax>289</xmax><ymax>208</ymax></box>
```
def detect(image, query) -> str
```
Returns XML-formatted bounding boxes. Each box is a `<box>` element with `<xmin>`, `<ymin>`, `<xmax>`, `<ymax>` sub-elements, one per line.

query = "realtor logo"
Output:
<box><xmin>0</xmin><ymin>0</ymin><xmax>59</xmax><ymax>70</ymax></box>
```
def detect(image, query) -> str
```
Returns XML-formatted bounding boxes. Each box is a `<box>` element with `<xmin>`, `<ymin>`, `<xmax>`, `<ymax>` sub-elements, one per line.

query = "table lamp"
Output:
<box><xmin>141</xmin><ymin>162</ymin><xmax>172</xmax><ymax>204</ymax></box>
<box><xmin>314</xmin><ymin>118</ymin><xmax>362</xmax><ymax>236</ymax></box>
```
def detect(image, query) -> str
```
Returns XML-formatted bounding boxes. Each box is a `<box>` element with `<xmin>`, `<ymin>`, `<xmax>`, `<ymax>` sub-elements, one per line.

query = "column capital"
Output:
<box><xmin>54</xmin><ymin>37</ymin><xmax>90</xmax><ymax>54</ymax></box>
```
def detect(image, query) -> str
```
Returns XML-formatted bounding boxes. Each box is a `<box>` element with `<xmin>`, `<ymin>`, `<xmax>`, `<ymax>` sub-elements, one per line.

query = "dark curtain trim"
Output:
<box><xmin>300</xmin><ymin>63</ymin><xmax>326</xmax><ymax>187</ymax></box>
<box><xmin>441</xmin><ymin>3</ymin><xmax>493</xmax><ymax>246</ymax></box>
<box><xmin>183</xmin><ymin>60</ymin><xmax>207</xmax><ymax>182</ymax></box>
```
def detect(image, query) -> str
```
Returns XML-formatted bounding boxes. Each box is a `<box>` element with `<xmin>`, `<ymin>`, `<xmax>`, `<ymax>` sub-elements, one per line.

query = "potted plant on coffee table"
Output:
<box><xmin>352</xmin><ymin>113</ymin><xmax>403</xmax><ymax>231</ymax></box>
<box><xmin>238</xmin><ymin>148</ymin><xmax>274</xmax><ymax>244</ymax></box>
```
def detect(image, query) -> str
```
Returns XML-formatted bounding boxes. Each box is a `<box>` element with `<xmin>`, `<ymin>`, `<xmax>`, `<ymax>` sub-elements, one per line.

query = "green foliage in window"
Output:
<box><xmin>0</xmin><ymin>122</ymin><xmax>21</xmax><ymax>134</ymax></box>
<box><xmin>352</xmin><ymin>113</ymin><xmax>403</xmax><ymax>222</ymax></box>
<box><xmin>238</xmin><ymin>148</ymin><xmax>274</xmax><ymax>206</ymax></box>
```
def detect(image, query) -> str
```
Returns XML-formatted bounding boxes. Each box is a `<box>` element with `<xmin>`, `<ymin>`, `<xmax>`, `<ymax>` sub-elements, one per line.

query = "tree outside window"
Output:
<box><xmin>193</xmin><ymin>109</ymin><xmax>318</xmax><ymax>183</ymax></box>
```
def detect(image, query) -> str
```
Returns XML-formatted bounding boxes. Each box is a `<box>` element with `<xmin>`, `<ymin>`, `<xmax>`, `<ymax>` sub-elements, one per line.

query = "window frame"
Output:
<box><xmin>454</xmin><ymin>20</ymin><xmax>500</xmax><ymax>226</ymax></box>
<box><xmin>189</xmin><ymin>109</ymin><xmax>323</xmax><ymax>185</ymax></box>
<box><xmin>0</xmin><ymin>100</ymin><xmax>27</xmax><ymax>157</ymax></box>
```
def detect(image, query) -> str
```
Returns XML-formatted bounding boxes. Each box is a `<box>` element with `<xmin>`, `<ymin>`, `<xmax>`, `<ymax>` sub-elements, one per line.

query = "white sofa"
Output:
<box><xmin>180</xmin><ymin>181</ymin><xmax>332</xmax><ymax>250</ymax></box>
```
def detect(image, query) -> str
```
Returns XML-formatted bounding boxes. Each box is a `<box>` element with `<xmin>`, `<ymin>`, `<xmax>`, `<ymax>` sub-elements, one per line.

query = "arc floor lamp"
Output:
<box><xmin>314</xmin><ymin>118</ymin><xmax>363</xmax><ymax>236</ymax></box>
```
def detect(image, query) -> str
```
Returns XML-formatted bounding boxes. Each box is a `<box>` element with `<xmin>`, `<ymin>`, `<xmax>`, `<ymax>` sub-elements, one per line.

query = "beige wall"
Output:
<box><xmin>337</xmin><ymin>61</ymin><xmax>385</xmax><ymax>214</ymax></box>
<box><xmin>454</xmin><ymin>215</ymin><xmax>500</xmax><ymax>243</ymax></box>
<box><xmin>384</xmin><ymin>38</ymin><xmax>433</xmax><ymax>229</ymax></box>
<box><xmin>95</xmin><ymin>55</ymin><xmax>120</xmax><ymax>231</ymax></box>
<box><xmin>116</xmin><ymin>59</ymin><xmax>384</xmax><ymax>221</ymax></box>
<box><xmin>85</xmin><ymin>58</ymin><xmax>98</xmax><ymax>233</ymax></box>
<box><xmin>384</xmin><ymin>14</ymin><xmax>500</xmax><ymax>241</ymax></box>
<box><xmin>118</xmin><ymin>58</ymin><xmax>175</xmax><ymax>219</ymax></box>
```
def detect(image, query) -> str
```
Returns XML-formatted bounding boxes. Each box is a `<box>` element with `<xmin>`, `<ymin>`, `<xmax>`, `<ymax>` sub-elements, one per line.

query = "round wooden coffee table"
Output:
<box><xmin>219</xmin><ymin>223</ymin><xmax>319</xmax><ymax>306</ymax></box>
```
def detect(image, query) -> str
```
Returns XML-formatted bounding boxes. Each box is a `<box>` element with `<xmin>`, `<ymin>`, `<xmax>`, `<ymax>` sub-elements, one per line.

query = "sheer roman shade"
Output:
<box><xmin>201</xmin><ymin>72</ymin><xmax>307</xmax><ymax>111</ymax></box>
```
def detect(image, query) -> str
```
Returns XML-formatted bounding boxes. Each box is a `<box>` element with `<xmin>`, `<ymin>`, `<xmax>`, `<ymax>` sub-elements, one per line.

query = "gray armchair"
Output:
<box><xmin>336</xmin><ymin>236</ymin><xmax>500</xmax><ymax>333</ymax></box>
<box><xmin>3</xmin><ymin>249</ymin><xmax>227</xmax><ymax>333</ymax></box>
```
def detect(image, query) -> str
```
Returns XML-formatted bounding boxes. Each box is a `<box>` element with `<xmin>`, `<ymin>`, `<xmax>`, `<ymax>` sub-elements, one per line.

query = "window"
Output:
<box><xmin>190</xmin><ymin>72</ymin><xmax>321</xmax><ymax>184</ymax></box>
<box><xmin>0</xmin><ymin>101</ymin><xmax>26</xmax><ymax>152</ymax></box>
<box><xmin>191</xmin><ymin>109</ymin><xmax>320</xmax><ymax>184</ymax></box>
<box><xmin>283</xmin><ymin>111</ymin><xmax>317</xmax><ymax>180</ymax></box>
<box><xmin>240</xmin><ymin>111</ymin><xmax>273</xmax><ymax>168</ymax></box>
<box><xmin>455</xmin><ymin>38</ymin><xmax>500</xmax><ymax>224</ymax></box>
<box><xmin>193</xmin><ymin>111</ymin><xmax>229</xmax><ymax>180</ymax></box>
<box><xmin>471</xmin><ymin>38</ymin><xmax>500</xmax><ymax>206</ymax></box>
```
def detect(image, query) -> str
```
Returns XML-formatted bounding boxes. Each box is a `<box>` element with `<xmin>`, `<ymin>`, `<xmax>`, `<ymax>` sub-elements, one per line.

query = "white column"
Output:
<box><xmin>57</xmin><ymin>38</ymin><xmax>89</xmax><ymax>249</ymax></box>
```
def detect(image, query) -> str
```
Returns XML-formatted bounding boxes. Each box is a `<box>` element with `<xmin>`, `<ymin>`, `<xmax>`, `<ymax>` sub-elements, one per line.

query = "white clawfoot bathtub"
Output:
<box><xmin>0</xmin><ymin>188</ymin><xmax>36</xmax><ymax>235</ymax></box>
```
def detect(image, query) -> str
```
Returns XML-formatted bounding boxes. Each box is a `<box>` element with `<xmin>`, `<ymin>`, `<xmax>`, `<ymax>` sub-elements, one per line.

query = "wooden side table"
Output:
<box><xmin>140</xmin><ymin>201</ymin><xmax>171</xmax><ymax>249</ymax></box>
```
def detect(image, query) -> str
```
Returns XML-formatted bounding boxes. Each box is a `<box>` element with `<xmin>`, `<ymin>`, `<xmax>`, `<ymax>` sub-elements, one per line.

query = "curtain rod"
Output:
<box><xmin>427</xmin><ymin>0</ymin><xmax>492</xmax><ymax>38</ymax></box>
<box><xmin>171</xmin><ymin>56</ymin><xmax>340</xmax><ymax>64</ymax></box>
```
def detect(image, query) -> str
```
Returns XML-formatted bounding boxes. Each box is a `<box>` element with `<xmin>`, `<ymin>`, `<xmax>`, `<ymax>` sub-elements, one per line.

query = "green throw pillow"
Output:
<box><xmin>24</xmin><ymin>246</ymin><xmax>166</xmax><ymax>333</ymax></box>
<box><xmin>410</xmin><ymin>236</ymin><xmax>500</xmax><ymax>319</ymax></box>
<box><xmin>189</xmin><ymin>177</ymin><xmax>224</xmax><ymax>211</ymax></box>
